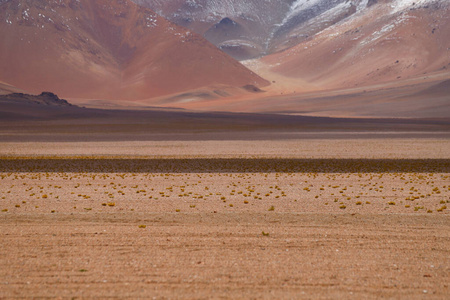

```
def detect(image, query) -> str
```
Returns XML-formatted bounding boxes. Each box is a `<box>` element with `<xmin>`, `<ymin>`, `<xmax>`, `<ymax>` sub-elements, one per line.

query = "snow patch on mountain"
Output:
<box><xmin>280</xmin><ymin>0</ymin><xmax>332</xmax><ymax>28</ymax></box>
<box><xmin>391</xmin><ymin>0</ymin><xmax>437</xmax><ymax>13</ymax></box>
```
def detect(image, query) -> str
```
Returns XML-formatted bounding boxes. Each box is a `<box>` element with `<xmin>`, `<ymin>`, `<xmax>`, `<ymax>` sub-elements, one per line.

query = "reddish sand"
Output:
<box><xmin>0</xmin><ymin>157</ymin><xmax>449</xmax><ymax>298</ymax></box>
<box><xmin>0</xmin><ymin>99</ymin><xmax>449</xmax><ymax>298</ymax></box>
<box><xmin>1</xmin><ymin>212</ymin><xmax>448</xmax><ymax>299</ymax></box>
<box><xmin>1</xmin><ymin>139</ymin><xmax>450</xmax><ymax>159</ymax></box>
<box><xmin>151</xmin><ymin>73</ymin><xmax>450</xmax><ymax>118</ymax></box>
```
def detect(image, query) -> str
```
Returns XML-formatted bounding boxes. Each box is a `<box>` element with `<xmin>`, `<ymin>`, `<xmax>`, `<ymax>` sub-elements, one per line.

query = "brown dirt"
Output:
<box><xmin>1</xmin><ymin>95</ymin><xmax>449</xmax><ymax>144</ymax></box>
<box><xmin>159</xmin><ymin>71</ymin><xmax>450</xmax><ymax>119</ymax></box>
<box><xmin>1</xmin><ymin>139</ymin><xmax>450</xmax><ymax>159</ymax></box>
<box><xmin>0</xmin><ymin>168</ymin><xmax>449</xmax><ymax>298</ymax></box>
<box><xmin>0</xmin><ymin>138</ymin><xmax>449</xmax><ymax>298</ymax></box>
<box><xmin>0</xmin><ymin>61</ymin><xmax>449</xmax><ymax>298</ymax></box>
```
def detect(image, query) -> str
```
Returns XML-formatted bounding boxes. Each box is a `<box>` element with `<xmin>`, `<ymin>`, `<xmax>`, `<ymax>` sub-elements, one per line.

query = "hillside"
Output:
<box><xmin>0</xmin><ymin>0</ymin><xmax>268</xmax><ymax>100</ymax></box>
<box><xmin>135</xmin><ymin>0</ymin><xmax>450</xmax><ymax>89</ymax></box>
<box><xmin>261</xmin><ymin>0</ymin><xmax>450</xmax><ymax>90</ymax></box>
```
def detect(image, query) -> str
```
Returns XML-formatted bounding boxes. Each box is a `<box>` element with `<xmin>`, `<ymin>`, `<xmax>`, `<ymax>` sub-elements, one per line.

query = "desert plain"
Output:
<box><xmin>1</xmin><ymin>129</ymin><xmax>449</xmax><ymax>299</ymax></box>
<box><xmin>0</xmin><ymin>70</ymin><xmax>449</xmax><ymax>299</ymax></box>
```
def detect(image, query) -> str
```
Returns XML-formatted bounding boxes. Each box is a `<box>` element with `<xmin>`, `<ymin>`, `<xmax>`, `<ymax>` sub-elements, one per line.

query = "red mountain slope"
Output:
<box><xmin>0</xmin><ymin>0</ymin><xmax>268</xmax><ymax>100</ymax></box>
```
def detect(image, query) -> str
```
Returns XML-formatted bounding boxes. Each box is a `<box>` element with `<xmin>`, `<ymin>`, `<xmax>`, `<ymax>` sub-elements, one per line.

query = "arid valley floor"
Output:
<box><xmin>1</xmin><ymin>131</ymin><xmax>449</xmax><ymax>298</ymax></box>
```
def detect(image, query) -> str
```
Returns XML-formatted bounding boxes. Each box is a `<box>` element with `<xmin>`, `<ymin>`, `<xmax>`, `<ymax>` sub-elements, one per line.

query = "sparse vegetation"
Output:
<box><xmin>0</xmin><ymin>161</ymin><xmax>447</xmax><ymax>222</ymax></box>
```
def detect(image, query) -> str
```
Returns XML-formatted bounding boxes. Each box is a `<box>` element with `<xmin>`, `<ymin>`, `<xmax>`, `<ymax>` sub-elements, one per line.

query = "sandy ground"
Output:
<box><xmin>156</xmin><ymin>74</ymin><xmax>450</xmax><ymax>119</ymax></box>
<box><xmin>0</xmin><ymin>136</ymin><xmax>449</xmax><ymax>299</ymax></box>
<box><xmin>1</xmin><ymin>213</ymin><xmax>449</xmax><ymax>299</ymax></box>
<box><xmin>0</xmin><ymin>169</ymin><xmax>449</xmax><ymax>298</ymax></box>
<box><xmin>1</xmin><ymin>139</ymin><xmax>450</xmax><ymax>159</ymax></box>
<box><xmin>0</xmin><ymin>137</ymin><xmax>449</xmax><ymax>298</ymax></box>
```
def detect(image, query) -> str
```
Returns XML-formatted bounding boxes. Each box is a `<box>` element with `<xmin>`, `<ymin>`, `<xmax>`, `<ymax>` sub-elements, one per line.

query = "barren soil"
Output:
<box><xmin>0</xmin><ymin>93</ymin><xmax>449</xmax><ymax>299</ymax></box>
<box><xmin>0</xmin><ymin>139</ymin><xmax>449</xmax><ymax>299</ymax></box>
<box><xmin>1</xmin><ymin>139</ymin><xmax>450</xmax><ymax>159</ymax></box>
<box><xmin>157</xmin><ymin>74</ymin><xmax>450</xmax><ymax>119</ymax></box>
<box><xmin>1</xmin><ymin>212</ymin><xmax>449</xmax><ymax>299</ymax></box>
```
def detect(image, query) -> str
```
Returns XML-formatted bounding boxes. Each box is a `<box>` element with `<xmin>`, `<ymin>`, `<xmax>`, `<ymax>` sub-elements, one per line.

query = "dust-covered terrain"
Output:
<box><xmin>1</xmin><ymin>138</ymin><xmax>449</xmax><ymax>299</ymax></box>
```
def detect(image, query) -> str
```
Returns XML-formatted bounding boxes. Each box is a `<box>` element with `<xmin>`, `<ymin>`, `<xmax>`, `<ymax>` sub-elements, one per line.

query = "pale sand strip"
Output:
<box><xmin>0</xmin><ymin>138</ymin><xmax>449</xmax><ymax>159</ymax></box>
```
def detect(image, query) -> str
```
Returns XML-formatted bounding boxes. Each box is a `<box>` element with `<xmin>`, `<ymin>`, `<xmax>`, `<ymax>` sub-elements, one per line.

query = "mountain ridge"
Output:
<box><xmin>134</xmin><ymin>0</ymin><xmax>445</xmax><ymax>60</ymax></box>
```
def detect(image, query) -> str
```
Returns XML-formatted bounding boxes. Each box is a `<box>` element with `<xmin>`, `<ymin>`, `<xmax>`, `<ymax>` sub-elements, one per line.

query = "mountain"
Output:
<box><xmin>260</xmin><ymin>0</ymin><xmax>450</xmax><ymax>90</ymax></box>
<box><xmin>133</xmin><ymin>0</ymin><xmax>374</xmax><ymax>60</ymax></box>
<box><xmin>0</xmin><ymin>0</ymin><xmax>268</xmax><ymax>100</ymax></box>
<box><xmin>133</xmin><ymin>0</ymin><xmax>292</xmax><ymax>60</ymax></box>
<box><xmin>0</xmin><ymin>0</ymin><xmax>448</xmax><ymax>114</ymax></box>
<box><xmin>1</xmin><ymin>92</ymin><xmax>73</xmax><ymax>107</ymax></box>
<box><xmin>0</xmin><ymin>81</ymin><xmax>28</xmax><ymax>95</ymax></box>
<box><xmin>136</xmin><ymin>0</ymin><xmax>449</xmax><ymax>89</ymax></box>
<box><xmin>133</xmin><ymin>0</ymin><xmax>450</xmax><ymax>92</ymax></box>
<box><xmin>126</xmin><ymin>0</ymin><xmax>449</xmax><ymax>118</ymax></box>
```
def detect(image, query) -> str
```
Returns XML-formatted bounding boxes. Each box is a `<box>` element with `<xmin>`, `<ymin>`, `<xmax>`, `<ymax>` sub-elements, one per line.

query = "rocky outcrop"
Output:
<box><xmin>1</xmin><ymin>92</ymin><xmax>74</xmax><ymax>106</ymax></box>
